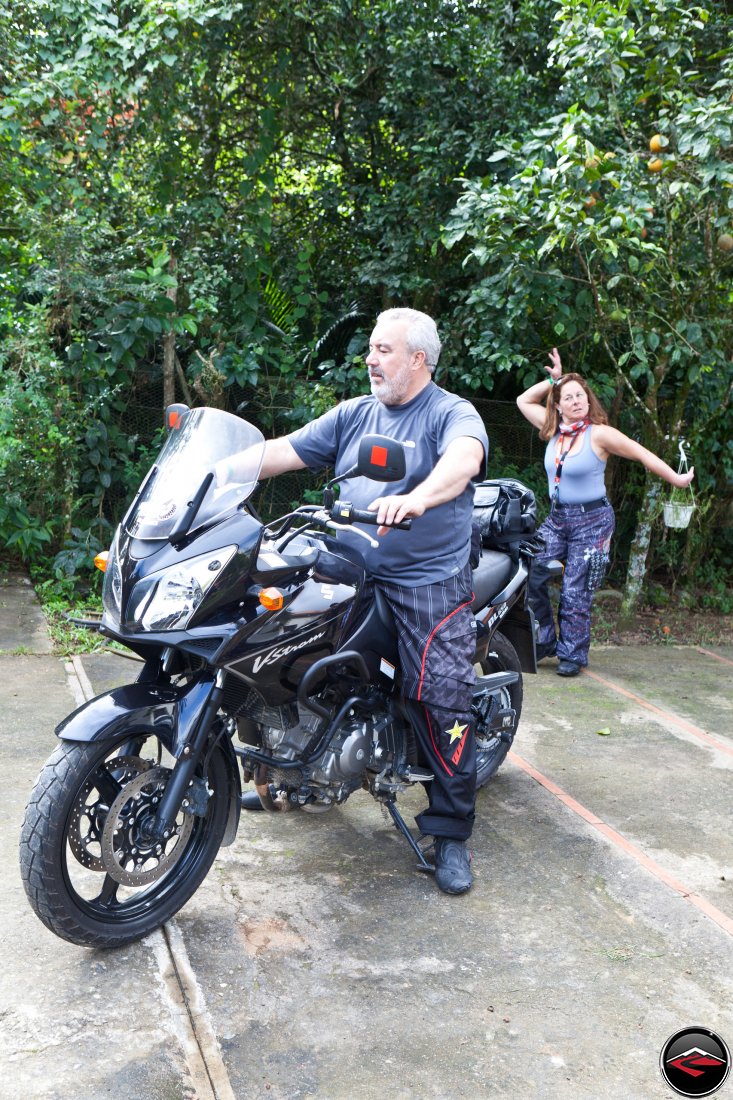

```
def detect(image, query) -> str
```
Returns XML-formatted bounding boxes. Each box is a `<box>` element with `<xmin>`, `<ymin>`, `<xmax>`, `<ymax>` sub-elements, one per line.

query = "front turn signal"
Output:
<box><xmin>258</xmin><ymin>587</ymin><xmax>284</xmax><ymax>611</ymax></box>
<box><xmin>94</xmin><ymin>550</ymin><xmax>109</xmax><ymax>573</ymax></box>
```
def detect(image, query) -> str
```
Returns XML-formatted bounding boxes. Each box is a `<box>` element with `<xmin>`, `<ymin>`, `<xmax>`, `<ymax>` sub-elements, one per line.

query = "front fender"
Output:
<box><xmin>56</xmin><ymin>676</ymin><xmax>220</xmax><ymax>757</ymax></box>
<box><xmin>56</xmin><ymin>679</ymin><xmax>242</xmax><ymax>846</ymax></box>
<box><xmin>56</xmin><ymin>682</ymin><xmax>181</xmax><ymax>749</ymax></box>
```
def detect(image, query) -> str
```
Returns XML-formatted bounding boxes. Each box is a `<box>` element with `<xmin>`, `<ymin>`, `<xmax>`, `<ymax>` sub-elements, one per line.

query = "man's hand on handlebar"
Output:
<box><xmin>367</xmin><ymin>492</ymin><xmax>425</xmax><ymax>537</ymax></box>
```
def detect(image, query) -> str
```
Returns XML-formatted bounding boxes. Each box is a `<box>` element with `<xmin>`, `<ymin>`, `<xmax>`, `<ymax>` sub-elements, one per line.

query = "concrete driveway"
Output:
<box><xmin>1</xmin><ymin>572</ymin><xmax>732</xmax><ymax>1099</ymax></box>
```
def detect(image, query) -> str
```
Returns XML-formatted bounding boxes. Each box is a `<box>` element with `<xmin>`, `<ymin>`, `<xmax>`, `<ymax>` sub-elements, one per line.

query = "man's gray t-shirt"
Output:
<box><xmin>287</xmin><ymin>382</ymin><xmax>488</xmax><ymax>586</ymax></box>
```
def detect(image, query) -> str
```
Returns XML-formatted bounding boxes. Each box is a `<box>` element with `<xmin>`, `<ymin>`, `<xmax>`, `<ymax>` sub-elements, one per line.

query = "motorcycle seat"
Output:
<box><xmin>470</xmin><ymin>550</ymin><xmax>515</xmax><ymax>612</ymax></box>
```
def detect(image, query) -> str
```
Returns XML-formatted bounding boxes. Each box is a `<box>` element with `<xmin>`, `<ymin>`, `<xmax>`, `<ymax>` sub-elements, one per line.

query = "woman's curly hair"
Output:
<box><xmin>540</xmin><ymin>373</ymin><xmax>609</xmax><ymax>441</ymax></box>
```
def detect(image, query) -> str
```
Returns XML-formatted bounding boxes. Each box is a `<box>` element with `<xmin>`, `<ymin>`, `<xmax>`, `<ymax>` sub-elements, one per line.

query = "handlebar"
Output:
<box><xmin>271</xmin><ymin>501</ymin><xmax>411</xmax><ymax>556</ymax></box>
<box><xmin>330</xmin><ymin>502</ymin><xmax>412</xmax><ymax>531</ymax></box>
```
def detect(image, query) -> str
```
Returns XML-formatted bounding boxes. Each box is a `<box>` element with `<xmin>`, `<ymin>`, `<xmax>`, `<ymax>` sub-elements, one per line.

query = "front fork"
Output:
<box><xmin>149</xmin><ymin>669</ymin><xmax>226</xmax><ymax>842</ymax></box>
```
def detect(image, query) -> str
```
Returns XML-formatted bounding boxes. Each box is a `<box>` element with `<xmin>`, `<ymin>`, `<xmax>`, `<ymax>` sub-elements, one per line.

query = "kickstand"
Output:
<box><xmin>383</xmin><ymin>799</ymin><xmax>435</xmax><ymax>873</ymax></box>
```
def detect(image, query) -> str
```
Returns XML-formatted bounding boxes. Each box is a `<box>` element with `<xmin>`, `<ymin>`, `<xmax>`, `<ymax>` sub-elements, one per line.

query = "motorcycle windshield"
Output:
<box><xmin>123</xmin><ymin>407</ymin><xmax>266</xmax><ymax>540</ymax></box>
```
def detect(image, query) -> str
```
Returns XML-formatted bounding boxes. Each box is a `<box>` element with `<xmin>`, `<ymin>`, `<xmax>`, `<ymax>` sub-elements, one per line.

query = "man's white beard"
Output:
<box><xmin>369</xmin><ymin>362</ymin><xmax>414</xmax><ymax>406</ymax></box>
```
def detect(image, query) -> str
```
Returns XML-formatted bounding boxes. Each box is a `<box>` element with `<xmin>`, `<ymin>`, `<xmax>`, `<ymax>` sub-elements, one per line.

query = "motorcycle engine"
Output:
<box><xmin>237</xmin><ymin>699</ymin><xmax>402</xmax><ymax>803</ymax></box>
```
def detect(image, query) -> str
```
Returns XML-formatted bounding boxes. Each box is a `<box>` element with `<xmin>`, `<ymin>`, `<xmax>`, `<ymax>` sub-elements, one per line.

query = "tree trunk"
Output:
<box><xmin>174</xmin><ymin>354</ymin><xmax>193</xmax><ymax>406</ymax></box>
<box><xmin>619</xmin><ymin>479</ymin><xmax>661</xmax><ymax>621</ymax></box>
<box><xmin>162</xmin><ymin>255</ymin><xmax>178</xmax><ymax>410</ymax></box>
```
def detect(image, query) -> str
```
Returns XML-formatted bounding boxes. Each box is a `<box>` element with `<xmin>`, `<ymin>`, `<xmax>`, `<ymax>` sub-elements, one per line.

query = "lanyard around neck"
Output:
<box><xmin>552</xmin><ymin>420</ymin><xmax>589</xmax><ymax>500</ymax></box>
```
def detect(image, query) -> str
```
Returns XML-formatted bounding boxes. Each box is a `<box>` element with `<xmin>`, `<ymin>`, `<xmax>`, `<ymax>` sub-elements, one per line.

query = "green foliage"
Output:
<box><xmin>52</xmin><ymin>524</ymin><xmax>111</xmax><ymax>583</ymax></box>
<box><xmin>32</xmin><ymin>575</ymin><xmax>106</xmax><ymax>655</ymax></box>
<box><xmin>441</xmin><ymin>0</ymin><xmax>733</xmax><ymax>604</ymax></box>
<box><xmin>0</xmin><ymin>310</ymin><xmax>77</xmax><ymax>554</ymax></box>
<box><xmin>1</xmin><ymin>0</ymin><xmax>731</xmax><ymax>611</ymax></box>
<box><xmin>0</xmin><ymin>502</ymin><xmax>53</xmax><ymax>560</ymax></box>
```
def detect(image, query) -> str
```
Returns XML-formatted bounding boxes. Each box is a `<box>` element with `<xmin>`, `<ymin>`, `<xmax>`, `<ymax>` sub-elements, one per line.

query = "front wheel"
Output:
<box><xmin>19</xmin><ymin>730</ymin><xmax>231</xmax><ymax>948</ymax></box>
<box><xmin>474</xmin><ymin>630</ymin><xmax>523</xmax><ymax>789</ymax></box>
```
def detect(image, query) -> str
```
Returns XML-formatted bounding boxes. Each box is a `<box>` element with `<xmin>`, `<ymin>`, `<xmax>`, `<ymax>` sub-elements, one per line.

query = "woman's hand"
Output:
<box><xmin>545</xmin><ymin>347</ymin><xmax>563</xmax><ymax>383</ymax></box>
<box><xmin>673</xmin><ymin>467</ymin><xmax>695</xmax><ymax>489</ymax></box>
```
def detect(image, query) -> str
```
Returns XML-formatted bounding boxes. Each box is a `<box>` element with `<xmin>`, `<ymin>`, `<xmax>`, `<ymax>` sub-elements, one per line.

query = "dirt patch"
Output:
<box><xmin>238</xmin><ymin>917</ymin><xmax>308</xmax><ymax>956</ymax></box>
<box><xmin>591</xmin><ymin>594</ymin><xmax>733</xmax><ymax>648</ymax></box>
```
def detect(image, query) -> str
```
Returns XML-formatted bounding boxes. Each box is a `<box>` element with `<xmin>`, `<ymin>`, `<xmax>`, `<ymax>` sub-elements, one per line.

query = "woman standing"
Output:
<box><xmin>516</xmin><ymin>348</ymin><xmax>695</xmax><ymax>677</ymax></box>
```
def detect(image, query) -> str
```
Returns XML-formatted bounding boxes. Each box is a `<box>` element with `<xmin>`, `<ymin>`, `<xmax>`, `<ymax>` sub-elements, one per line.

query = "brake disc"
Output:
<box><xmin>68</xmin><ymin>756</ymin><xmax>152</xmax><ymax>871</ymax></box>
<box><xmin>100</xmin><ymin>766</ymin><xmax>194</xmax><ymax>886</ymax></box>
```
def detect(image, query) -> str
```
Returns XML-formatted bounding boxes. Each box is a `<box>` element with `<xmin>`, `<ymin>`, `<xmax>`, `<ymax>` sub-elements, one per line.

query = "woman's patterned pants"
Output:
<box><xmin>529</xmin><ymin>502</ymin><xmax>615</xmax><ymax>667</ymax></box>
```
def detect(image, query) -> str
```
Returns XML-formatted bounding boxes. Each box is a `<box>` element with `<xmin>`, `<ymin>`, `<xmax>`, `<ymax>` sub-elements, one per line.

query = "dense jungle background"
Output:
<box><xmin>1</xmin><ymin>0</ymin><xmax>732</xmax><ymax>635</ymax></box>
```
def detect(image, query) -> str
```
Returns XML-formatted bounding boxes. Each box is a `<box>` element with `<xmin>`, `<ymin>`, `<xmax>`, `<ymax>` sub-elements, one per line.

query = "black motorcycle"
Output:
<box><xmin>20</xmin><ymin>405</ymin><xmax>540</xmax><ymax>948</ymax></box>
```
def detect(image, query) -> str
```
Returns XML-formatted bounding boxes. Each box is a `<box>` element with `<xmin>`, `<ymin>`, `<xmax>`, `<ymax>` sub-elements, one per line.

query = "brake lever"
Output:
<box><xmin>277</xmin><ymin>509</ymin><xmax>381</xmax><ymax>550</ymax></box>
<box><xmin>324</xmin><ymin>521</ymin><xmax>379</xmax><ymax>549</ymax></box>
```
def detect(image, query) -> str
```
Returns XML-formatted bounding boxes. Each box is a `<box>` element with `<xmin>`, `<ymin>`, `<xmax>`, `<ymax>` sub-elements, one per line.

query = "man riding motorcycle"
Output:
<box><xmin>229</xmin><ymin>307</ymin><xmax>488</xmax><ymax>895</ymax></box>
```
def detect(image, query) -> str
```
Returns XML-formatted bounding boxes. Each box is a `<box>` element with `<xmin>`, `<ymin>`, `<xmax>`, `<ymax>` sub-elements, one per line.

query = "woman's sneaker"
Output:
<box><xmin>557</xmin><ymin>659</ymin><xmax>581</xmax><ymax>677</ymax></box>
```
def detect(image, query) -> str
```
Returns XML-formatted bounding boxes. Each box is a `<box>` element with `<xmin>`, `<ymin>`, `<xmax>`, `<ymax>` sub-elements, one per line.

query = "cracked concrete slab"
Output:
<box><xmin>0</xmin><ymin>574</ymin><xmax>53</xmax><ymax>655</ymax></box>
<box><xmin>1</xmin><ymin>571</ymin><xmax>732</xmax><ymax>1099</ymax></box>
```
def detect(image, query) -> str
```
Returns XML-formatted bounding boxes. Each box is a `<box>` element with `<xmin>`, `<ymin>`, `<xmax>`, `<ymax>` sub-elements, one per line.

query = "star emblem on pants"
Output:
<box><xmin>445</xmin><ymin>720</ymin><xmax>468</xmax><ymax>744</ymax></box>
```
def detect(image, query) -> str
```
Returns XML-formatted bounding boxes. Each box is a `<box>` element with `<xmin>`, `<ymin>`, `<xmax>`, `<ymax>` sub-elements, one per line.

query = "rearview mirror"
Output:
<box><xmin>325</xmin><ymin>434</ymin><xmax>406</xmax><ymax>503</ymax></box>
<box><xmin>355</xmin><ymin>435</ymin><xmax>406</xmax><ymax>482</ymax></box>
<box><xmin>165</xmin><ymin>403</ymin><xmax>190</xmax><ymax>432</ymax></box>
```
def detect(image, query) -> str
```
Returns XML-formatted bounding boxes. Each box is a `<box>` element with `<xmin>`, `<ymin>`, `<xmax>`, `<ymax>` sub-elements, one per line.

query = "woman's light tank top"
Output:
<box><xmin>543</xmin><ymin>426</ymin><xmax>607</xmax><ymax>503</ymax></box>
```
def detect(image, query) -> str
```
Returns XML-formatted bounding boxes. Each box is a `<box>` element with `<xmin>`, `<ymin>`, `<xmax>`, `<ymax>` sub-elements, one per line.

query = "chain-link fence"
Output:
<box><xmin>472</xmin><ymin>395</ymin><xmax>542</xmax><ymax>471</ymax></box>
<box><xmin>106</xmin><ymin>377</ymin><xmax>732</xmax><ymax>603</ymax></box>
<box><xmin>115</xmin><ymin>380</ymin><xmax>542</xmax><ymax>526</ymax></box>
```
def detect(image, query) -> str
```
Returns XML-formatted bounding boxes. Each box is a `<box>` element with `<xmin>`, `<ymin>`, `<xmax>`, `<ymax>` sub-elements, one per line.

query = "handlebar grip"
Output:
<box><xmin>331</xmin><ymin>504</ymin><xmax>412</xmax><ymax>530</ymax></box>
<box><xmin>383</xmin><ymin>515</ymin><xmax>412</xmax><ymax>531</ymax></box>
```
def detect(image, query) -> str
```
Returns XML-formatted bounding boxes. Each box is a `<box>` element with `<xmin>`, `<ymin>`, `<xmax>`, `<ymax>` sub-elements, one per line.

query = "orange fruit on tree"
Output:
<box><xmin>649</xmin><ymin>134</ymin><xmax>667</xmax><ymax>153</ymax></box>
<box><xmin>647</xmin><ymin>157</ymin><xmax>663</xmax><ymax>173</ymax></box>
<box><xmin>717</xmin><ymin>233</ymin><xmax>733</xmax><ymax>252</ymax></box>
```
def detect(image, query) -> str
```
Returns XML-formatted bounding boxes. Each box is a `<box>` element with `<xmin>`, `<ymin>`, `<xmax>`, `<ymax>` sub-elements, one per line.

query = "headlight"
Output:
<box><xmin>128</xmin><ymin>546</ymin><xmax>237</xmax><ymax>632</ymax></box>
<box><xmin>102</xmin><ymin>533</ymin><xmax>122</xmax><ymax>619</ymax></box>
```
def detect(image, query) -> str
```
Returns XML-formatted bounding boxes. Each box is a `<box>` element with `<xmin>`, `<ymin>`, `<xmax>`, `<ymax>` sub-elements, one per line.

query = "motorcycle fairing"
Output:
<box><xmin>334</xmin><ymin>587</ymin><xmax>400</xmax><ymax>686</ymax></box>
<box><xmin>471</xmin><ymin>550</ymin><xmax>515</xmax><ymax>611</ymax></box>
<box><xmin>221</xmin><ymin>538</ymin><xmax>370</xmax><ymax>702</ymax></box>
<box><xmin>471</xmin><ymin>550</ymin><xmax>538</xmax><ymax>673</ymax></box>
<box><xmin>113</xmin><ymin>512</ymin><xmax>262</xmax><ymax>634</ymax></box>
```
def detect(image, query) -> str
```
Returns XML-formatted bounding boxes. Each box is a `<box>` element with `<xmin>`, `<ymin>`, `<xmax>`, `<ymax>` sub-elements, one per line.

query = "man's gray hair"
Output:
<box><xmin>377</xmin><ymin>307</ymin><xmax>441</xmax><ymax>373</ymax></box>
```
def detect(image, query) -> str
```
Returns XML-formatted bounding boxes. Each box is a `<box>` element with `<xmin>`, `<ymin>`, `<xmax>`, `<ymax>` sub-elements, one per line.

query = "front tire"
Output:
<box><xmin>19</xmin><ymin>730</ymin><xmax>231</xmax><ymax>948</ymax></box>
<box><xmin>474</xmin><ymin>631</ymin><xmax>523</xmax><ymax>788</ymax></box>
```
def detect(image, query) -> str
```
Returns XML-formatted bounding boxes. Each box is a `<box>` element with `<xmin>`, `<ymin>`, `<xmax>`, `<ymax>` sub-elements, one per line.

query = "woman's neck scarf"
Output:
<box><xmin>559</xmin><ymin>417</ymin><xmax>590</xmax><ymax>437</ymax></box>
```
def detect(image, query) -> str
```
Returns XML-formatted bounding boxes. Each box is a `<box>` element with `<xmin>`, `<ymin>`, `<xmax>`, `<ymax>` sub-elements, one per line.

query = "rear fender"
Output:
<box><xmin>55</xmin><ymin>680</ymin><xmax>242</xmax><ymax>847</ymax></box>
<box><xmin>474</xmin><ymin>605</ymin><xmax>538</xmax><ymax>673</ymax></box>
<box><xmin>497</xmin><ymin>605</ymin><xmax>538</xmax><ymax>673</ymax></box>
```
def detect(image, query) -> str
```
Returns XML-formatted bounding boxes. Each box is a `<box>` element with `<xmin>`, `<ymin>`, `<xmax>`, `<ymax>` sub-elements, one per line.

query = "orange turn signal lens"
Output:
<box><xmin>94</xmin><ymin>551</ymin><xmax>109</xmax><ymax>573</ymax></box>
<box><xmin>258</xmin><ymin>587</ymin><xmax>284</xmax><ymax>611</ymax></box>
